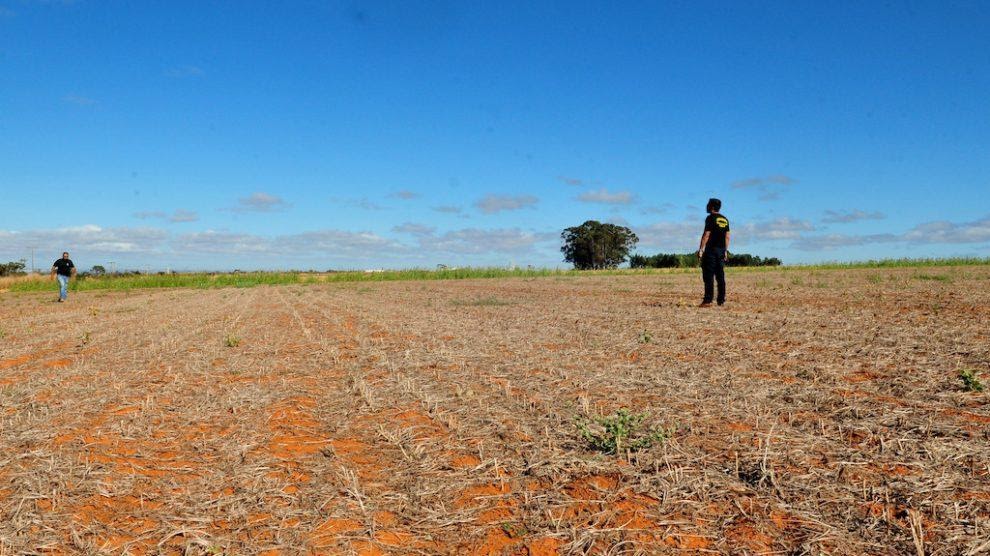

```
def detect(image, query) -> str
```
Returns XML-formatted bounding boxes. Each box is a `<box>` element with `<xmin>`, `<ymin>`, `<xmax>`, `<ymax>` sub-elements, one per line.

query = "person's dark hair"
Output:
<box><xmin>706</xmin><ymin>198</ymin><xmax>721</xmax><ymax>212</ymax></box>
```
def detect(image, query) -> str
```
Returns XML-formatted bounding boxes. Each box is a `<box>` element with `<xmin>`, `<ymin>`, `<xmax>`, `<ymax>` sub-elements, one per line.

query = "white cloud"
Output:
<box><xmin>171</xmin><ymin>231</ymin><xmax>271</xmax><ymax>255</ymax></box>
<box><xmin>577</xmin><ymin>188</ymin><xmax>636</xmax><ymax>205</ymax></box>
<box><xmin>0</xmin><ymin>225</ymin><xmax>167</xmax><ymax>256</ymax></box>
<box><xmin>822</xmin><ymin>209</ymin><xmax>886</xmax><ymax>224</ymax></box>
<box><xmin>738</xmin><ymin>217</ymin><xmax>815</xmax><ymax>241</ymax></box>
<box><xmin>634</xmin><ymin>216</ymin><xmax>815</xmax><ymax>251</ymax></box>
<box><xmin>229</xmin><ymin>192</ymin><xmax>290</xmax><ymax>213</ymax></box>
<box><xmin>474</xmin><ymin>194</ymin><xmax>538</xmax><ymax>214</ymax></box>
<box><xmin>902</xmin><ymin>216</ymin><xmax>990</xmax><ymax>244</ymax></box>
<box><xmin>792</xmin><ymin>233</ymin><xmax>898</xmax><ymax>251</ymax></box>
<box><xmin>634</xmin><ymin>221</ymin><xmax>700</xmax><ymax>251</ymax></box>
<box><xmin>134</xmin><ymin>209</ymin><xmax>199</xmax><ymax>223</ymax></box>
<box><xmin>415</xmin><ymin>228</ymin><xmax>555</xmax><ymax>255</ymax></box>
<box><xmin>392</xmin><ymin>222</ymin><xmax>435</xmax><ymax>235</ymax></box>
<box><xmin>795</xmin><ymin>215</ymin><xmax>990</xmax><ymax>251</ymax></box>
<box><xmin>173</xmin><ymin>229</ymin><xmax>403</xmax><ymax>258</ymax></box>
<box><xmin>169</xmin><ymin>209</ymin><xmax>199</xmax><ymax>223</ymax></box>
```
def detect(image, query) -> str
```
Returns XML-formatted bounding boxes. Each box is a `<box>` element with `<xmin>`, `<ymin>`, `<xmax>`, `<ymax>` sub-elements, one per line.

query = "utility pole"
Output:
<box><xmin>31</xmin><ymin>247</ymin><xmax>35</xmax><ymax>274</ymax></box>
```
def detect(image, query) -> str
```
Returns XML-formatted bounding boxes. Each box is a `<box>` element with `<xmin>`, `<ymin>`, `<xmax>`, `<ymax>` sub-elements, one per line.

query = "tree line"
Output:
<box><xmin>629</xmin><ymin>252</ymin><xmax>781</xmax><ymax>268</ymax></box>
<box><xmin>561</xmin><ymin>220</ymin><xmax>780</xmax><ymax>269</ymax></box>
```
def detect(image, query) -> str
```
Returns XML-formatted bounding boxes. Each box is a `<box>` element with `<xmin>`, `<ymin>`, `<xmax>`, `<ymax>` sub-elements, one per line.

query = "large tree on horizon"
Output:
<box><xmin>561</xmin><ymin>220</ymin><xmax>639</xmax><ymax>270</ymax></box>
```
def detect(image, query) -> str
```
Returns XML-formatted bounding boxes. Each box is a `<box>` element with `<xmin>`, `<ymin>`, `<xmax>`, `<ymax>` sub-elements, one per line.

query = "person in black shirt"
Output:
<box><xmin>50</xmin><ymin>252</ymin><xmax>76</xmax><ymax>302</ymax></box>
<box><xmin>697</xmin><ymin>198</ymin><xmax>730</xmax><ymax>307</ymax></box>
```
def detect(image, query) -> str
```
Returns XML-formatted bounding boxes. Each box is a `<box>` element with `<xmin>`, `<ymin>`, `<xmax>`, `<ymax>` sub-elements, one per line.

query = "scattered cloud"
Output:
<box><xmin>792</xmin><ymin>233</ymin><xmax>899</xmax><ymax>251</ymax></box>
<box><xmin>738</xmin><ymin>217</ymin><xmax>815</xmax><ymax>242</ymax></box>
<box><xmin>134</xmin><ymin>210</ymin><xmax>199</xmax><ymax>223</ymax></box>
<box><xmin>640</xmin><ymin>203</ymin><xmax>675</xmax><ymax>216</ymax></box>
<box><xmin>474</xmin><ymin>194</ymin><xmax>538</xmax><ymax>214</ymax></box>
<box><xmin>173</xmin><ymin>226</ymin><xmax>549</xmax><ymax>258</ymax></box>
<box><xmin>795</xmin><ymin>215</ymin><xmax>990</xmax><ymax>250</ymax></box>
<box><xmin>634</xmin><ymin>221</ymin><xmax>700</xmax><ymax>251</ymax></box>
<box><xmin>273</xmin><ymin>230</ymin><xmax>403</xmax><ymax>256</ymax></box>
<box><xmin>229</xmin><ymin>192</ymin><xmax>290</xmax><ymax>213</ymax></box>
<box><xmin>173</xmin><ymin>229</ymin><xmax>403</xmax><ymax>258</ymax></box>
<box><xmin>822</xmin><ymin>209</ymin><xmax>886</xmax><ymax>224</ymax></box>
<box><xmin>170</xmin><ymin>231</ymin><xmax>270</xmax><ymax>255</ymax></box>
<box><xmin>0</xmin><ymin>225</ymin><xmax>167</xmax><ymax>255</ymax></box>
<box><xmin>557</xmin><ymin>175</ymin><xmax>584</xmax><ymax>186</ymax></box>
<box><xmin>635</xmin><ymin>216</ymin><xmax>815</xmax><ymax>251</ymax></box>
<box><xmin>901</xmin><ymin>216</ymin><xmax>990</xmax><ymax>244</ymax></box>
<box><xmin>431</xmin><ymin>205</ymin><xmax>463</xmax><ymax>214</ymax></box>
<box><xmin>389</xmin><ymin>190</ymin><xmax>419</xmax><ymax>200</ymax></box>
<box><xmin>63</xmin><ymin>94</ymin><xmax>96</xmax><ymax>106</ymax></box>
<box><xmin>392</xmin><ymin>222</ymin><xmax>435</xmax><ymax>236</ymax></box>
<box><xmin>732</xmin><ymin>175</ymin><xmax>797</xmax><ymax>189</ymax></box>
<box><xmin>165</xmin><ymin>65</ymin><xmax>205</xmax><ymax>78</ymax></box>
<box><xmin>731</xmin><ymin>174</ymin><xmax>796</xmax><ymax>201</ymax></box>
<box><xmin>169</xmin><ymin>209</ymin><xmax>199</xmax><ymax>223</ymax></box>
<box><xmin>577</xmin><ymin>188</ymin><xmax>636</xmax><ymax>205</ymax></box>
<box><xmin>411</xmin><ymin>228</ymin><xmax>555</xmax><ymax>255</ymax></box>
<box><xmin>330</xmin><ymin>197</ymin><xmax>385</xmax><ymax>211</ymax></box>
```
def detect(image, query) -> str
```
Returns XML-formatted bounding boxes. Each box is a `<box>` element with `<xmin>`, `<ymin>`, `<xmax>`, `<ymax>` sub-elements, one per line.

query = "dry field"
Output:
<box><xmin>1</xmin><ymin>267</ymin><xmax>988</xmax><ymax>555</ymax></box>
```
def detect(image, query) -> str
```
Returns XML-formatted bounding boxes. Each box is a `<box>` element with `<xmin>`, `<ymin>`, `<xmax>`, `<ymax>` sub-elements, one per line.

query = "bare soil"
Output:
<box><xmin>1</xmin><ymin>267</ymin><xmax>988</xmax><ymax>555</ymax></box>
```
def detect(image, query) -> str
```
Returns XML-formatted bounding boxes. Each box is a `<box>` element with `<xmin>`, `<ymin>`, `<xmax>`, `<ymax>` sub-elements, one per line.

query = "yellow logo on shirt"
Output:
<box><xmin>716</xmin><ymin>217</ymin><xmax>728</xmax><ymax>228</ymax></box>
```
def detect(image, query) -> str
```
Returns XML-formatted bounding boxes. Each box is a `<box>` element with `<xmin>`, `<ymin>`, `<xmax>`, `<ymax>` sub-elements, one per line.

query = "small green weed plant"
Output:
<box><xmin>577</xmin><ymin>408</ymin><xmax>669</xmax><ymax>454</ymax></box>
<box><xmin>960</xmin><ymin>369</ymin><xmax>984</xmax><ymax>392</ymax></box>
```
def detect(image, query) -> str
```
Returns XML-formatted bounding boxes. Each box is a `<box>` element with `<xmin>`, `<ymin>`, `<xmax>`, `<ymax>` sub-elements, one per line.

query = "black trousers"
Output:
<box><xmin>702</xmin><ymin>248</ymin><xmax>726</xmax><ymax>304</ymax></box>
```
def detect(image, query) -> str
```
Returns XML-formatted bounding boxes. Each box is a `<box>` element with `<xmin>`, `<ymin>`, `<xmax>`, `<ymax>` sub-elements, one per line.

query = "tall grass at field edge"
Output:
<box><xmin>4</xmin><ymin>257</ymin><xmax>988</xmax><ymax>292</ymax></box>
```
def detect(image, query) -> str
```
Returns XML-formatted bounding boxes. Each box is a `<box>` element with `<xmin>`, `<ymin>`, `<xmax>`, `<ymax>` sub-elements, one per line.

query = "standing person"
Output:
<box><xmin>697</xmin><ymin>198</ymin><xmax>730</xmax><ymax>307</ymax></box>
<box><xmin>50</xmin><ymin>252</ymin><xmax>76</xmax><ymax>302</ymax></box>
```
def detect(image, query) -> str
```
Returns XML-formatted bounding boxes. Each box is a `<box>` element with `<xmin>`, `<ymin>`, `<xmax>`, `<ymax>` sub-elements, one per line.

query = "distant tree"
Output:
<box><xmin>91</xmin><ymin>265</ymin><xmax>106</xmax><ymax>276</ymax></box>
<box><xmin>0</xmin><ymin>260</ymin><xmax>27</xmax><ymax>277</ymax></box>
<box><xmin>561</xmin><ymin>220</ymin><xmax>639</xmax><ymax>270</ymax></box>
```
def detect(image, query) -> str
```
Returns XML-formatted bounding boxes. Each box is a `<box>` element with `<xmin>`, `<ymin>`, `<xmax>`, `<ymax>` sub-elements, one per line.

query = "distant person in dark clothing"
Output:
<box><xmin>50</xmin><ymin>252</ymin><xmax>76</xmax><ymax>302</ymax></box>
<box><xmin>697</xmin><ymin>199</ymin><xmax>730</xmax><ymax>307</ymax></box>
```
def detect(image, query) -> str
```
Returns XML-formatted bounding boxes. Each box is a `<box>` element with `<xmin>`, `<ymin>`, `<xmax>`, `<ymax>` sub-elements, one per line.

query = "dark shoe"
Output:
<box><xmin>57</xmin><ymin>299</ymin><xmax>64</xmax><ymax>303</ymax></box>
<box><xmin>717</xmin><ymin>302</ymin><xmax>725</xmax><ymax>306</ymax></box>
<box><xmin>698</xmin><ymin>302</ymin><xmax>712</xmax><ymax>308</ymax></box>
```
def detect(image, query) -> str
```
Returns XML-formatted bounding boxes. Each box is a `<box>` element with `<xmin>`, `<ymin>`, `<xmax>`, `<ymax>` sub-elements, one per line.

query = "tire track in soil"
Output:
<box><xmin>273</xmin><ymin>287</ymin><xmax>450</xmax><ymax>555</ymax></box>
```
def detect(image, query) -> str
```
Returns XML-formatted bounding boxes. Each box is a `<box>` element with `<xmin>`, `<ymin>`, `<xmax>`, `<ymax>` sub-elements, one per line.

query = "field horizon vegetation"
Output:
<box><xmin>1</xmin><ymin>256</ymin><xmax>988</xmax><ymax>293</ymax></box>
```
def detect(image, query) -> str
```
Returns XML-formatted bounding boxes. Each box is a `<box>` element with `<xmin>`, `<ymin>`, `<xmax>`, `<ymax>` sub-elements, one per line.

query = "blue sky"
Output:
<box><xmin>1</xmin><ymin>1</ymin><xmax>988</xmax><ymax>270</ymax></box>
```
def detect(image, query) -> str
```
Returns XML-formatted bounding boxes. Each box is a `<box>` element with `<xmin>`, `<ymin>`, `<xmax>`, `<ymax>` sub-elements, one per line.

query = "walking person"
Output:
<box><xmin>697</xmin><ymin>198</ymin><xmax>730</xmax><ymax>307</ymax></box>
<box><xmin>50</xmin><ymin>252</ymin><xmax>76</xmax><ymax>302</ymax></box>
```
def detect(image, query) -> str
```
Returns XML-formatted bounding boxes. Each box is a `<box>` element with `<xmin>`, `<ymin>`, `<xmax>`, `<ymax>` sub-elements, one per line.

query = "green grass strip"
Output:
<box><xmin>5</xmin><ymin>257</ymin><xmax>988</xmax><ymax>293</ymax></box>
